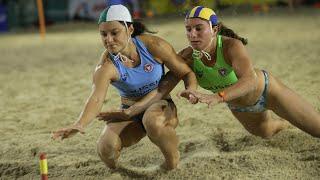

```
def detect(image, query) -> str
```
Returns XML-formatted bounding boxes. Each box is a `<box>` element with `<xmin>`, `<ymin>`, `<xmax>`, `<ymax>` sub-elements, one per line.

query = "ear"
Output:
<box><xmin>212</xmin><ymin>26</ymin><xmax>219</xmax><ymax>35</ymax></box>
<box><xmin>128</xmin><ymin>24</ymin><xmax>134</xmax><ymax>36</ymax></box>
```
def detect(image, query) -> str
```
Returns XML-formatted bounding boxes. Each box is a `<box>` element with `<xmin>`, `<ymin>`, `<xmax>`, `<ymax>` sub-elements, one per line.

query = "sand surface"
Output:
<box><xmin>1</xmin><ymin>8</ymin><xmax>320</xmax><ymax>180</ymax></box>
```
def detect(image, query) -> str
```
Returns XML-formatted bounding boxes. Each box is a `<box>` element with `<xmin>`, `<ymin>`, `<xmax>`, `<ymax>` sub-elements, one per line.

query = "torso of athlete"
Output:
<box><xmin>179</xmin><ymin>35</ymin><xmax>266</xmax><ymax>108</ymax></box>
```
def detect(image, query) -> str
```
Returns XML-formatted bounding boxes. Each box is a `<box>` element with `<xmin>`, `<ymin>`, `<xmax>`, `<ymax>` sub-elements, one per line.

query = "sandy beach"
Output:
<box><xmin>1</xmin><ymin>8</ymin><xmax>320</xmax><ymax>179</ymax></box>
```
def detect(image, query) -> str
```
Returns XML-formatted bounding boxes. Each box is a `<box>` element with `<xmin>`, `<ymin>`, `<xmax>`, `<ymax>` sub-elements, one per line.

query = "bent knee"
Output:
<box><xmin>245</xmin><ymin>124</ymin><xmax>277</xmax><ymax>139</ymax></box>
<box><xmin>97</xmin><ymin>136</ymin><xmax>121</xmax><ymax>160</ymax></box>
<box><xmin>143</xmin><ymin>116</ymin><xmax>165</xmax><ymax>138</ymax></box>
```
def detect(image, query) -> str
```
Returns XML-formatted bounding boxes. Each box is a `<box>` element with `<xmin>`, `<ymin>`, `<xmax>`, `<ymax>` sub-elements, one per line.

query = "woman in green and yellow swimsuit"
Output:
<box><xmin>178</xmin><ymin>6</ymin><xmax>320</xmax><ymax>138</ymax></box>
<box><xmin>98</xmin><ymin>6</ymin><xmax>320</xmax><ymax>139</ymax></box>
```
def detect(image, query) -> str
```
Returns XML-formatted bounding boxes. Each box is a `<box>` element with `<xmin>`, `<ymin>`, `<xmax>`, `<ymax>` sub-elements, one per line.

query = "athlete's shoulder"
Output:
<box><xmin>137</xmin><ymin>34</ymin><xmax>168</xmax><ymax>47</ymax></box>
<box><xmin>137</xmin><ymin>34</ymin><xmax>174</xmax><ymax>56</ymax></box>
<box><xmin>222</xmin><ymin>36</ymin><xmax>244</xmax><ymax>50</ymax></box>
<box><xmin>221</xmin><ymin>35</ymin><xmax>249</xmax><ymax>66</ymax></box>
<box><xmin>94</xmin><ymin>50</ymin><xmax>117</xmax><ymax>81</ymax></box>
<box><xmin>97</xmin><ymin>50</ymin><xmax>112</xmax><ymax>67</ymax></box>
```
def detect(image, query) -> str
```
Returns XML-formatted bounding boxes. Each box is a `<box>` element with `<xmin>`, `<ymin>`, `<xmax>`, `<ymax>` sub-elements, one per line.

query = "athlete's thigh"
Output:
<box><xmin>143</xmin><ymin>100</ymin><xmax>178</xmax><ymax>128</ymax></box>
<box><xmin>266</xmin><ymin>72</ymin><xmax>320</xmax><ymax>132</ymax></box>
<box><xmin>231</xmin><ymin>110</ymin><xmax>271</xmax><ymax>134</ymax></box>
<box><xmin>101</xmin><ymin>120</ymin><xmax>146</xmax><ymax>148</ymax></box>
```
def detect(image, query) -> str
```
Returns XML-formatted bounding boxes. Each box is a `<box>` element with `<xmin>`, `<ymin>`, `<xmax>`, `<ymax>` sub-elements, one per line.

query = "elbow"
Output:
<box><xmin>179</xmin><ymin>68</ymin><xmax>194</xmax><ymax>80</ymax></box>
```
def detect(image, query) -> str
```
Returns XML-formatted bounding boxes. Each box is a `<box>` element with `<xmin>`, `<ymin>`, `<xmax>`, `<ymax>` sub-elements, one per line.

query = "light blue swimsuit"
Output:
<box><xmin>110</xmin><ymin>37</ymin><xmax>164</xmax><ymax>98</ymax></box>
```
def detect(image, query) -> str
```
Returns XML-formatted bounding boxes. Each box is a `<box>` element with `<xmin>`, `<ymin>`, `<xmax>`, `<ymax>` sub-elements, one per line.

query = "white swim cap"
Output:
<box><xmin>98</xmin><ymin>4</ymin><xmax>132</xmax><ymax>24</ymax></box>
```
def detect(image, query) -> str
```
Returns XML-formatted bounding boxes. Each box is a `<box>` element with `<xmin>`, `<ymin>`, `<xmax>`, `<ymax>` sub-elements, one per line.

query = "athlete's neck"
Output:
<box><xmin>119</xmin><ymin>40</ymin><xmax>139</xmax><ymax>62</ymax></box>
<box><xmin>204</xmin><ymin>36</ymin><xmax>217</xmax><ymax>58</ymax></box>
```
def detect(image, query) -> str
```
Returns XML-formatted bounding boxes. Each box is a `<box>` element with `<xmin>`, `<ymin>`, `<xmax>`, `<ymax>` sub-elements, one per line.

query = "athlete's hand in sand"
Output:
<box><xmin>51</xmin><ymin>123</ymin><xmax>85</xmax><ymax>140</ymax></box>
<box><xmin>97</xmin><ymin>109</ymin><xmax>131</xmax><ymax>122</ymax></box>
<box><xmin>177</xmin><ymin>90</ymin><xmax>198</xmax><ymax>104</ymax></box>
<box><xmin>178</xmin><ymin>90</ymin><xmax>221</xmax><ymax>108</ymax></box>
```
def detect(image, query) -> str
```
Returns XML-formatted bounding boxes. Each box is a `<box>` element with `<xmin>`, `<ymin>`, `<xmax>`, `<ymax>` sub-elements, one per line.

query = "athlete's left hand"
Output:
<box><xmin>97</xmin><ymin>109</ymin><xmax>131</xmax><ymax>122</ymax></box>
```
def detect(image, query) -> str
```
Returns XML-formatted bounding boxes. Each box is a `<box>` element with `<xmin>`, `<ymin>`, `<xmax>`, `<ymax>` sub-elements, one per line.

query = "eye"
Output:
<box><xmin>111</xmin><ymin>31</ymin><xmax>119</xmax><ymax>36</ymax></box>
<box><xmin>186</xmin><ymin>27</ymin><xmax>191</xmax><ymax>32</ymax></box>
<box><xmin>100</xmin><ymin>32</ymin><xmax>106</xmax><ymax>36</ymax></box>
<box><xmin>195</xmin><ymin>27</ymin><xmax>202</xmax><ymax>31</ymax></box>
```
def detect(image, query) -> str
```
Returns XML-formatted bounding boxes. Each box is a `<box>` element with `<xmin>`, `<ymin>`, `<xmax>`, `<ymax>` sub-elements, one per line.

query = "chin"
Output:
<box><xmin>107</xmin><ymin>48</ymin><xmax>119</xmax><ymax>54</ymax></box>
<box><xmin>190</xmin><ymin>45</ymin><xmax>203</xmax><ymax>51</ymax></box>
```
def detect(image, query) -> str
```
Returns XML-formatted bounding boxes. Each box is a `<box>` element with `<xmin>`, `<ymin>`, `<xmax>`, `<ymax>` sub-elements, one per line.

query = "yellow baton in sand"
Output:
<box><xmin>39</xmin><ymin>153</ymin><xmax>48</xmax><ymax>180</ymax></box>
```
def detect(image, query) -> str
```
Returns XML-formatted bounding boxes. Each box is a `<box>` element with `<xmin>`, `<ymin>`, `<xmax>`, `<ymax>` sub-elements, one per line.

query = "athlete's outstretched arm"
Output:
<box><xmin>53</xmin><ymin>53</ymin><xmax>116</xmax><ymax>140</ymax></box>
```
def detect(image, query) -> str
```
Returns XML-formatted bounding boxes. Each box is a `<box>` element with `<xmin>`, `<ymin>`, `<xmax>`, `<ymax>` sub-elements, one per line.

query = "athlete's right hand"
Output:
<box><xmin>51</xmin><ymin>123</ymin><xmax>85</xmax><ymax>140</ymax></box>
<box><xmin>177</xmin><ymin>89</ymin><xmax>199</xmax><ymax>104</ymax></box>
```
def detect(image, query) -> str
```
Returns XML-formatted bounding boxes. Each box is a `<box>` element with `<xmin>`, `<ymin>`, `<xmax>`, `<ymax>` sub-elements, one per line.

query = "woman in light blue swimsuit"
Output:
<box><xmin>52</xmin><ymin>5</ymin><xmax>197</xmax><ymax>170</ymax></box>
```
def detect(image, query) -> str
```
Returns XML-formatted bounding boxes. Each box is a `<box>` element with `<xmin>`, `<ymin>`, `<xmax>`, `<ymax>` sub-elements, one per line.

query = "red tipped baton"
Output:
<box><xmin>39</xmin><ymin>153</ymin><xmax>48</xmax><ymax>180</ymax></box>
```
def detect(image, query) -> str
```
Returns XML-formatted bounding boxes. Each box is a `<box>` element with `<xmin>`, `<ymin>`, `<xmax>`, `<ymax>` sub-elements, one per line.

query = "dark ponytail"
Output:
<box><xmin>217</xmin><ymin>22</ymin><xmax>248</xmax><ymax>45</ymax></box>
<box><xmin>121</xmin><ymin>21</ymin><xmax>157</xmax><ymax>37</ymax></box>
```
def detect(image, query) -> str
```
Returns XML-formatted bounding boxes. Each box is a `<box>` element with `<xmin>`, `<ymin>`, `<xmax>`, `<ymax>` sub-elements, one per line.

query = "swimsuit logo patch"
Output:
<box><xmin>121</xmin><ymin>73</ymin><xmax>128</xmax><ymax>81</ymax></box>
<box><xmin>218</xmin><ymin>68</ymin><xmax>227</xmax><ymax>76</ymax></box>
<box><xmin>144</xmin><ymin>63</ymin><xmax>153</xmax><ymax>72</ymax></box>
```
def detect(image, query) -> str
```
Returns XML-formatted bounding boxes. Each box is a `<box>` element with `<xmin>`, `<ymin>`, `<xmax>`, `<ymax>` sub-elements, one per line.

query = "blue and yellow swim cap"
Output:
<box><xmin>185</xmin><ymin>6</ymin><xmax>218</xmax><ymax>25</ymax></box>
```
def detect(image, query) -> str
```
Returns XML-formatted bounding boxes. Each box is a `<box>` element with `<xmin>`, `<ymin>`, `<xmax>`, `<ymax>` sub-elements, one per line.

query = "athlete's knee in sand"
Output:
<box><xmin>243</xmin><ymin>123</ymin><xmax>274</xmax><ymax>139</ymax></box>
<box><xmin>232</xmin><ymin>110</ymin><xmax>289</xmax><ymax>139</ymax></box>
<box><xmin>247</xmin><ymin>118</ymin><xmax>288</xmax><ymax>139</ymax></box>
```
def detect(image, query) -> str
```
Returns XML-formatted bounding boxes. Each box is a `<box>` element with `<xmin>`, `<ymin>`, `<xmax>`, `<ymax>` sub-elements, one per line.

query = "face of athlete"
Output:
<box><xmin>185</xmin><ymin>18</ymin><xmax>218</xmax><ymax>51</ymax></box>
<box><xmin>99</xmin><ymin>21</ymin><xmax>133</xmax><ymax>54</ymax></box>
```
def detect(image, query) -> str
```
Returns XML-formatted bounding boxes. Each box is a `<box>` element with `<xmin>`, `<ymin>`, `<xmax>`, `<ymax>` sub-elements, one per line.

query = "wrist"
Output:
<box><xmin>73</xmin><ymin>121</ymin><xmax>85</xmax><ymax>130</ymax></box>
<box><xmin>217</xmin><ymin>91</ymin><xmax>226</xmax><ymax>103</ymax></box>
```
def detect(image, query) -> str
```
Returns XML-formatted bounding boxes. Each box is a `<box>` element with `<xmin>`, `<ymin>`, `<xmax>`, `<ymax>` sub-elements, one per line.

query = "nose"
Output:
<box><xmin>188</xmin><ymin>28</ymin><xmax>197</xmax><ymax>39</ymax></box>
<box><xmin>104</xmin><ymin>34</ymin><xmax>113</xmax><ymax>44</ymax></box>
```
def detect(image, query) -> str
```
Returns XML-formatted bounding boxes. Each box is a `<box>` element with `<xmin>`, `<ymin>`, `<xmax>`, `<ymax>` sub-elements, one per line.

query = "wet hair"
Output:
<box><xmin>119</xmin><ymin>21</ymin><xmax>157</xmax><ymax>37</ymax></box>
<box><xmin>216</xmin><ymin>22</ymin><xmax>248</xmax><ymax>45</ymax></box>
